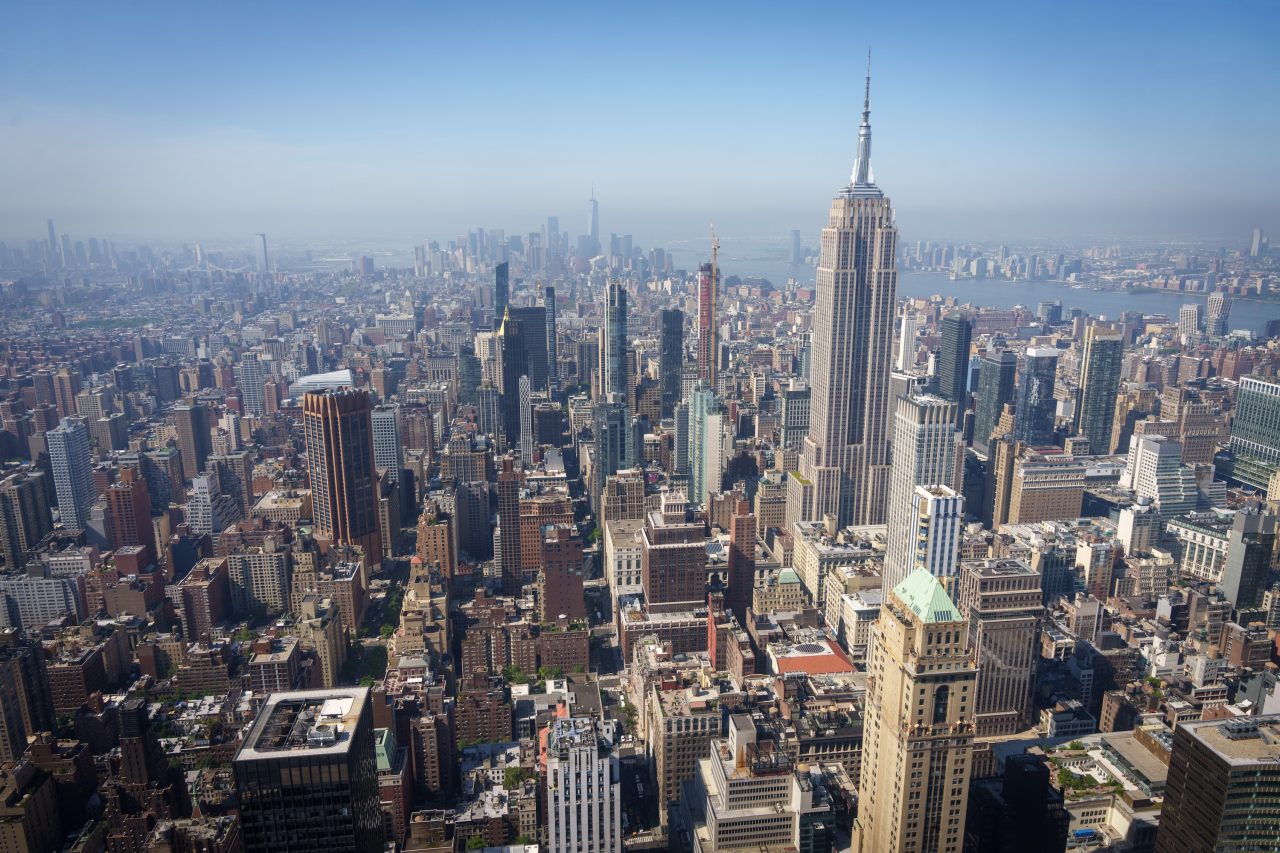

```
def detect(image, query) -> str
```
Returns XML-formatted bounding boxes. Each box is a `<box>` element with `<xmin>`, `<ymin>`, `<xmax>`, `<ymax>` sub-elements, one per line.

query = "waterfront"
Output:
<box><xmin>711</xmin><ymin>257</ymin><xmax>1280</xmax><ymax>337</ymax></box>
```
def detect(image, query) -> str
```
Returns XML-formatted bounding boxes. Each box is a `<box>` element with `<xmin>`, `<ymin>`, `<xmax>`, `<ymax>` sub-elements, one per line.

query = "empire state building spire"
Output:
<box><xmin>849</xmin><ymin>51</ymin><xmax>880</xmax><ymax>195</ymax></box>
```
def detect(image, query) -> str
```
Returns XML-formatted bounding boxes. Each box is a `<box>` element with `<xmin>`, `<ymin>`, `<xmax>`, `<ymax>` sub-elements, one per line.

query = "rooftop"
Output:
<box><xmin>236</xmin><ymin>687</ymin><xmax>369</xmax><ymax>760</ymax></box>
<box><xmin>893</xmin><ymin>568</ymin><xmax>961</xmax><ymax>624</ymax></box>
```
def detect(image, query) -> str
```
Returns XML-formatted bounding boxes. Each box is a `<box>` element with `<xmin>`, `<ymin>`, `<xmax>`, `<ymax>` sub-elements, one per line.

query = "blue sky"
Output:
<box><xmin>2</xmin><ymin>0</ymin><xmax>1277</xmax><ymax>246</ymax></box>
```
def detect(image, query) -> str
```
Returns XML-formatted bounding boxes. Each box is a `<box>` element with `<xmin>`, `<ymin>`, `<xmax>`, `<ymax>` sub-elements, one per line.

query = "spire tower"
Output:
<box><xmin>850</xmin><ymin>50</ymin><xmax>879</xmax><ymax>194</ymax></box>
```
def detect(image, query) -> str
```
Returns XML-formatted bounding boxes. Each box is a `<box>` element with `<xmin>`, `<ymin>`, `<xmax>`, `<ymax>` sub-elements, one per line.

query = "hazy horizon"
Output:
<box><xmin>3</xmin><ymin>1</ymin><xmax>1277</xmax><ymax>248</ymax></box>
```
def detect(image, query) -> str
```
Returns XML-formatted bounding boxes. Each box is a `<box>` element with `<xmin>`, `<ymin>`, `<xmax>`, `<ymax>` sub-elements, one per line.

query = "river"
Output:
<box><xmin>708</xmin><ymin>259</ymin><xmax>1280</xmax><ymax>337</ymax></box>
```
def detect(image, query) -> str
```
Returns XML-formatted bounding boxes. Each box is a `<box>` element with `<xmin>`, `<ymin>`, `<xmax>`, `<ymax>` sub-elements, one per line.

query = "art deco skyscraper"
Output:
<box><xmin>856</xmin><ymin>568</ymin><xmax>977</xmax><ymax>853</ymax></box>
<box><xmin>1073</xmin><ymin>325</ymin><xmax>1123</xmax><ymax>454</ymax></box>
<box><xmin>788</xmin><ymin>64</ymin><xmax>897</xmax><ymax>528</ymax></box>
<box><xmin>303</xmin><ymin>389</ymin><xmax>382</xmax><ymax>567</ymax></box>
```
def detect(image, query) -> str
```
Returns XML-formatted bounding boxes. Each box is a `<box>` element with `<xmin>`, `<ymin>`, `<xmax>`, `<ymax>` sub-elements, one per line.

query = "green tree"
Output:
<box><xmin>504</xmin><ymin>766</ymin><xmax>530</xmax><ymax>788</ymax></box>
<box><xmin>538</xmin><ymin>665</ymin><xmax>564</xmax><ymax>681</ymax></box>
<box><xmin>467</xmin><ymin>836</ymin><xmax>486</xmax><ymax>849</ymax></box>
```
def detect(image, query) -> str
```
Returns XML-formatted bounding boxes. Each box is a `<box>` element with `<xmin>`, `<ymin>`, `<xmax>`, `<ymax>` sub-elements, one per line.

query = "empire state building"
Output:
<box><xmin>787</xmin><ymin>64</ymin><xmax>897</xmax><ymax>528</ymax></box>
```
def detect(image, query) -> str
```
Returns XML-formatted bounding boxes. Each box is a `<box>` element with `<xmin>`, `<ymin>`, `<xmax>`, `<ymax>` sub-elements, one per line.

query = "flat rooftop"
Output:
<box><xmin>1184</xmin><ymin>715</ymin><xmax>1280</xmax><ymax>767</ymax></box>
<box><xmin>236</xmin><ymin>687</ymin><xmax>369</xmax><ymax>760</ymax></box>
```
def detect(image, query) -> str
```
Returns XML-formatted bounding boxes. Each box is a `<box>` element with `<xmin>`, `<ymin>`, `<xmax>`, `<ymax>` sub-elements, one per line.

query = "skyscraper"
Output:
<box><xmin>509</xmin><ymin>305</ymin><xmax>548</xmax><ymax>391</ymax></box>
<box><xmin>1073</xmin><ymin>325</ymin><xmax>1124</xmax><ymax>454</ymax></box>
<box><xmin>788</xmin><ymin>66</ymin><xmax>896</xmax><ymax>528</ymax></box>
<box><xmin>883</xmin><ymin>394</ymin><xmax>964</xmax><ymax>592</ymax></box>
<box><xmin>790</xmin><ymin>228</ymin><xmax>802</xmax><ymax>264</ymax></box>
<box><xmin>1177</xmin><ymin>303</ymin><xmax>1200</xmax><ymax>345</ymax></box>
<box><xmin>696</xmin><ymin>262</ymin><xmax>719</xmax><ymax>387</ymax></box>
<box><xmin>1228</xmin><ymin>375</ymin><xmax>1280</xmax><ymax>489</ymax></box>
<box><xmin>233</xmin><ymin>687</ymin><xmax>383</xmax><ymax>853</ymax></box>
<box><xmin>105</xmin><ymin>466</ymin><xmax>153</xmax><ymax>561</ymax></box>
<box><xmin>303</xmin><ymin>389</ymin><xmax>382</xmax><ymax>566</ymax></box>
<box><xmin>174</xmin><ymin>402</ymin><xmax>212</xmax><ymax>483</ymax></box>
<box><xmin>955</xmin><ymin>558</ymin><xmax>1042</xmax><ymax>736</ymax></box>
<box><xmin>518</xmin><ymin>375</ymin><xmax>533</xmax><ymax>466</ymax></box>
<box><xmin>601</xmin><ymin>279</ymin><xmax>628</xmax><ymax>400</ymax></box>
<box><xmin>725</xmin><ymin>499</ymin><xmax>755</xmax><ymax>624</ymax></box>
<box><xmin>972</xmin><ymin>349</ymin><xmax>1017</xmax><ymax>456</ymax></box>
<box><xmin>895</xmin><ymin>310</ymin><xmax>918</xmax><ymax>373</ymax></box>
<box><xmin>659</xmin><ymin>308</ymin><xmax>684</xmax><ymax>418</ymax></box>
<box><xmin>587</xmin><ymin>192</ymin><xmax>600</xmax><ymax>255</ymax></box>
<box><xmin>1157</xmin><ymin>715</ymin><xmax>1280</xmax><ymax>853</ymax></box>
<box><xmin>545</xmin><ymin>717</ymin><xmax>621</xmax><ymax>853</ymax></box>
<box><xmin>936</xmin><ymin>314</ymin><xmax>972</xmax><ymax>427</ymax></box>
<box><xmin>496</xmin><ymin>456</ymin><xmax>521</xmax><ymax>595</ymax></box>
<box><xmin>237</xmin><ymin>353</ymin><xmax>267</xmax><ymax>417</ymax></box>
<box><xmin>0</xmin><ymin>471</ymin><xmax>52</xmax><ymax>570</ymax></box>
<box><xmin>856</xmin><ymin>568</ymin><xmax>977</xmax><ymax>853</ymax></box>
<box><xmin>1220</xmin><ymin>509</ymin><xmax>1276</xmax><ymax>612</ymax></box>
<box><xmin>498</xmin><ymin>309</ymin><xmax>527</xmax><ymax>449</ymax></box>
<box><xmin>370</xmin><ymin>404</ymin><xmax>403</xmax><ymax>486</ymax></box>
<box><xmin>1013</xmin><ymin>348</ymin><xmax>1059</xmax><ymax>447</ymax></box>
<box><xmin>544</xmin><ymin>284</ymin><xmax>558</xmax><ymax>388</ymax></box>
<box><xmin>1206</xmin><ymin>292</ymin><xmax>1232</xmax><ymax>336</ymax></box>
<box><xmin>906</xmin><ymin>485</ymin><xmax>965</xmax><ymax>586</ymax></box>
<box><xmin>494</xmin><ymin>262</ymin><xmax>509</xmax><ymax>318</ymax></box>
<box><xmin>46</xmin><ymin>417</ymin><xmax>94</xmax><ymax>532</ymax></box>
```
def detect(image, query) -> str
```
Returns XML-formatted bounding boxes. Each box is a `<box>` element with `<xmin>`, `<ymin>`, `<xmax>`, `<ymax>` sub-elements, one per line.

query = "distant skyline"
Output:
<box><xmin>1</xmin><ymin>1</ymin><xmax>1277</xmax><ymax>245</ymax></box>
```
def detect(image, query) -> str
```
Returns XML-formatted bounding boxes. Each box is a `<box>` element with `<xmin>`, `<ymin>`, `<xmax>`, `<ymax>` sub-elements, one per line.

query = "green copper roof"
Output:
<box><xmin>893</xmin><ymin>568</ymin><xmax>961</xmax><ymax>624</ymax></box>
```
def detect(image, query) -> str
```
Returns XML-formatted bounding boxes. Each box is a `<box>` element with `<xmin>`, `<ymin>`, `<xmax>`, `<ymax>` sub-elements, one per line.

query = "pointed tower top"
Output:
<box><xmin>847</xmin><ymin>48</ymin><xmax>882</xmax><ymax>197</ymax></box>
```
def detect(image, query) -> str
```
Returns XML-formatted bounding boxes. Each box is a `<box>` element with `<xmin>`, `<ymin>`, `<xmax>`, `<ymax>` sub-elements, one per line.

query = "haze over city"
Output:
<box><xmin>2</xmin><ymin>0</ymin><xmax>1278</xmax><ymax>245</ymax></box>
<box><xmin>3</xmin><ymin>4</ymin><xmax>1280</xmax><ymax>853</ymax></box>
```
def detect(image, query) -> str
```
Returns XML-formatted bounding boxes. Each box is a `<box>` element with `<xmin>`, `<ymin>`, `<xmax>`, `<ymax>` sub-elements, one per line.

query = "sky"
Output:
<box><xmin>1</xmin><ymin>0</ymin><xmax>1278</xmax><ymax>248</ymax></box>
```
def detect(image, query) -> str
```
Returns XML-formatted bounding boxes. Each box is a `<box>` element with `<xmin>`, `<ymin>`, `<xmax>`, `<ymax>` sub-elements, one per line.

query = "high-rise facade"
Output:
<box><xmin>895</xmin><ymin>310</ymin><xmax>918</xmax><ymax>373</ymax></box>
<box><xmin>1220</xmin><ymin>510</ymin><xmax>1276</xmax><ymax>612</ymax></box>
<box><xmin>936</xmin><ymin>314</ymin><xmax>972</xmax><ymax>426</ymax></box>
<box><xmin>498</xmin><ymin>308</ymin><xmax>527</xmax><ymax>448</ymax></box>
<box><xmin>659</xmin><ymin>308</ymin><xmax>684</xmax><ymax>418</ymax></box>
<box><xmin>1013</xmin><ymin>348</ymin><xmax>1059</xmax><ymax>447</ymax></box>
<box><xmin>496</xmin><ymin>456</ymin><xmax>521</xmax><ymax>595</ymax></box>
<box><xmin>883</xmin><ymin>395</ymin><xmax>964</xmax><ymax>591</ymax></box>
<box><xmin>237</xmin><ymin>353</ymin><xmax>267</xmax><ymax>417</ymax></box>
<box><xmin>46</xmin><ymin>417</ymin><xmax>94</xmax><ymax>533</ymax></box>
<box><xmin>972</xmin><ymin>349</ymin><xmax>1017</xmax><ymax>456</ymax></box>
<box><xmin>494</xmin><ymin>262</ymin><xmax>509</xmax><ymax>318</ymax></box>
<box><xmin>0</xmin><ymin>472</ymin><xmax>52</xmax><ymax>571</ymax></box>
<box><xmin>904</xmin><ymin>485</ymin><xmax>965</xmax><ymax>588</ymax></box>
<box><xmin>105</xmin><ymin>466</ymin><xmax>153</xmax><ymax>560</ymax></box>
<box><xmin>688</xmin><ymin>384</ymin><xmax>724</xmax><ymax>508</ymax></box>
<box><xmin>545</xmin><ymin>717</ymin><xmax>621</xmax><ymax>853</ymax></box>
<box><xmin>174</xmin><ymin>402</ymin><xmax>212</xmax><ymax>483</ymax></box>
<box><xmin>1073</xmin><ymin>326</ymin><xmax>1124</xmax><ymax>454</ymax></box>
<box><xmin>303</xmin><ymin>390</ymin><xmax>382</xmax><ymax>566</ymax></box>
<box><xmin>789</xmin><ymin>69</ymin><xmax>896</xmax><ymax>529</ymax></box>
<box><xmin>1227</xmin><ymin>375</ymin><xmax>1280</xmax><ymax>489</ymax></box>
<box><xmin>856</xmin><ymin>568</ymin><xmax>976</xmax><ymax>853</ymax></box>
<box><xmin>545</xmin><ymin>284</ymin><xmax>559</xmax><ymax>388</ymax></box>
<box><xmin>518</xmin><ymin>375</ymin><xmax>533</xmax><ymax>466</ymax></box>
<box><xmin>587</xmin><ymin>193</ymin><xmax>600</xmax><ymax>255</ymax></box>
<box><xmin>1177</xmin><ymin>303</ymin><xmax>1200</xmax><ymax>345</ymax></box>
<box><xmin>955</xmin><ymin>558</ymin><xmax>1041</xmax><ymax>736</ymax></box>
<box><xmin>1157</xmin><ymin>715</ymin><xmax>1280</xmax><ymax>853</ymax></box>
<box><xmin>370</xmin><ymin>404</ymin><xmax>403</xmax><ymax>486</ymax></box>
<box><xmin>1206</xmin><ymin>292</ymin><xmax>1232</xmax><ymax>336</ymax></box>
<box><xmin>696</xmin><ymin>262</ymin><xmax>719</xmax><ymax>387</ymax></box>
<box><xmin>725</xmin><ymin>499</ymin><xmax>755</xmax><ymax>624</ymax></box>
<box><xmin>641</xmin><ymin>490</ymin><xmax>706</xmax><ymax>613</ymax></box>
<box><xmin>233</xmin><ymin>687</ymin><xmax>383</xmax><ymax>853</ymax></box>
<box><xmin>601</xmin><ymin>279</ymin><xmax>628</xmax><ymax>400</ymax></box>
